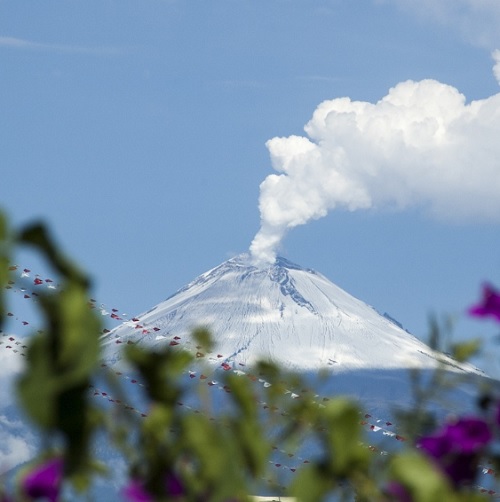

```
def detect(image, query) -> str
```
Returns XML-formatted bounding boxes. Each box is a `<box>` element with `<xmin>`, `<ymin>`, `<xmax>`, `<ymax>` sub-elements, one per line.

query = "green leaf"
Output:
<box><xmin>291</xmin><ymin>464</ymin><xmax>333</xmax><ymax>502</ymax></box>
<box><xmin>56</xmin><ymin>284</ymin><xmax>101</xmax><ymax>380</ymax></box>
<box><xmin>181</xmin><ymin>413</ymin><xmax>245</xmax><ymax>499</ymax></box>
<box><xmin>15</xmin><ymin>223</ymin><xmax>102</xmax><ymax>476</ymax></box>
<box><xmin>231</xmin><ymin>415</ymin><xmax>269</xmax><ymax>477</ymax></box>
<box><xmin>390</xmin><ymin>451</ymin><xmax>456</xmax><ymax>502</ymax></box>
<box><xmin>0</xmin><ymin>211</ymin><xmax>11</xmax><ymax>328</ymax></box>
<box><xmin>0</xmin><ymin>211</ymin><xmax>7</xmax><ymax>241</ymax></box>
<box><xmin>226</xmin><ymin>373</ymin><xmax>258</xmax><ymax>417</ymax></box>
<box><xmin>451</xmin><ymin>338</ymin><xmax>481</xmax><ymax>362</ymax></box>
<box><xmin>192</xmin><ymin>327</ymin><xmax>214</xmax><ymax>353</ymax></box>
<box><xmin>125</xmin><ymin>344</ymin><xmax>192</xmax><ymax>404</ymax></box>
<box><xmin>17</xmin><ymin>335</ymin><xmax>60</xmax><ymax>428</ymax></box>
<box><xmin>322</xmin><ymin>398</ymin><xmax>369</xmax><ymax>476</ymax></box>
<box><xmin>17</xmin><ymin>222</ymin><xmax>88</xmax><ymax>287</ymax></box>
<box><xmin>142</xmin><ymin>404</ymin><xmax>174</xmax><ymax>444</ymax></box>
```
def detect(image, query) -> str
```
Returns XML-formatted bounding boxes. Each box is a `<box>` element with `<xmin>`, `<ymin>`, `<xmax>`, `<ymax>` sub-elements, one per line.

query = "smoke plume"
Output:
<box><xmin>250</xmin><ymin>54</ymin><xmax>500</xmax><ymax>265</ymax></box>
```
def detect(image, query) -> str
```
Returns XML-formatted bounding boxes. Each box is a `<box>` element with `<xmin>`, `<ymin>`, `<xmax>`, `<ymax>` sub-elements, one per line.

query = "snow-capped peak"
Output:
<box><xmin>101</xmin><ymin>255</ymin><xmax>482</xmax><ymax>375</ymax></box>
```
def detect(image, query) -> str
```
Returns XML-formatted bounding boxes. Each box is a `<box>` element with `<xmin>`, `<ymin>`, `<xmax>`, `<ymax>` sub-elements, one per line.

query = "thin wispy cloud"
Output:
<box><xmin>378</xmin><ymin>0</ymin><xmax>500</xmax><ymax>48</ymax></box>
<box><xmin>297</xmin><ymin>75</ymin><xmax>344</xmax><ymax>84</ymax></box>
<box><xmin>213</xmin><ymin>78</ymin><xmax>267</xmax><ymax>89</ymax></box>
<box><xmin>0</xmin><ymin>35</ymin><xmax>126</xmax><ymax>56</ymax></box>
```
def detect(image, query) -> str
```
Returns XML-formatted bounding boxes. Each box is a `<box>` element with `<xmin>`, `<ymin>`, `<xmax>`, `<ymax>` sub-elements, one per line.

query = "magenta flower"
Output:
<box><xmin>122</xmin><ymin>480</ymin><xmax>153</xmax><ymax>502</ymax></box>
<box><xmin>22</xmin><ymin>457</ymin><xmax>63</xmax><ymax>502</ymax></box>
<box><xmin>419</xmin><ymin>418</ymin><xmax>491</xmax><ymax>457</ymax></box>
<box><xmin>418</xmin><ymin>433</ymin><xmax>452</xmax><ymax>459</ymax></box>
<box><xmin>123</xmin><ymin>472</ymin><xmax>184</xmax><ymax>502</ymax></box>
<box><xmin>417</xmin><ymin>417</ymin><xmax>491</xmax><ymax>487</ymax></box>
<box><xmin>468</xmin><ymin>283</ymin><xmax>500</xmax><ymax>321</ymax></box>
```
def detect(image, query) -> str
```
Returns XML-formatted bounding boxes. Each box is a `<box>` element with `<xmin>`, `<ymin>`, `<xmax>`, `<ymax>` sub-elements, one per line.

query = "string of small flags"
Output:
<box><xmin>2</xmin><ymin>264</ymin><xmax>404</xmax><ymax>438</ymax></box>
<box><xmin>3</xmin><ymin>329</ymin><xmax>500</xmax><ymax>497</ymax></box>
<box><xmin>4</xmin><ymin>266</ymin><xmax>500</xmax><ymax>497</ymax></box>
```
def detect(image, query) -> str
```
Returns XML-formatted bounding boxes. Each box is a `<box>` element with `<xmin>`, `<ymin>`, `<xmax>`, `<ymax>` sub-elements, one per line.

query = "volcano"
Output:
<box><xmin>101</xmin><ymin>254</ymin><xmax>480</xmax><ymax>377</ymax></box>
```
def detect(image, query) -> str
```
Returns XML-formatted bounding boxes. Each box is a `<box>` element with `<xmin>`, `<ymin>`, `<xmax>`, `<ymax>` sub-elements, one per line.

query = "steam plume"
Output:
<box><xmin>250</xmin><ymin>53</ymin><xmax>500</xmax><ymax>265</ymax></box>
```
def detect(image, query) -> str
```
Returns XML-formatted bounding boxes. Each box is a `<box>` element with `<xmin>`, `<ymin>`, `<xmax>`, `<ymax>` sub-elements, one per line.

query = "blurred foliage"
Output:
<box><xmin>0</xmin><ymin>210</ymin><xmax>498</xmax><ymax>501</ymax></box>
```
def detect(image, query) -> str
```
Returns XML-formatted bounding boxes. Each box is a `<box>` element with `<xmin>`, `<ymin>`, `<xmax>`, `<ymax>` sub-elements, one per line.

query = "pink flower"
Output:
<box><xmin>22</xmin><ymin>458</ymin><xmax>63</xmax><ymax>502</ymax></box>
<box><xmin>468</xmin><ymin>283</ymin><xmax>500</xmax><ymax>321</ymax></box>
<box><xmin>122</xmin><ymin>480</ymin><xmax>153</xmax><ymax>502</ymax></box>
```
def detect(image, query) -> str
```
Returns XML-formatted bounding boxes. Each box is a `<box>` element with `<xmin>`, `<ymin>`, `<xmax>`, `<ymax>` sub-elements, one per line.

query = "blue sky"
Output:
<box><xmin>2</xmin><ymin>1</ymin><xmax>500</xmax><ymax>373</ymax></box>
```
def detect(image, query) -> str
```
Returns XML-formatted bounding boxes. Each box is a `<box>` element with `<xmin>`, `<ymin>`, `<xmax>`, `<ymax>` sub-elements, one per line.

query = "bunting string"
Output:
<box><xmin>3</xmin><ymin>265</ymin><xmax>500</xmax><ymax>497</ymax></box>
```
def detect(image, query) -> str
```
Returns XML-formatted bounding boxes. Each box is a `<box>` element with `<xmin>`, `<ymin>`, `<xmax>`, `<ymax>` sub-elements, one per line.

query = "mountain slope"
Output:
<box><xmin>101</xmin><ymin>255</ymin><xmax>480</xmax><ymax>375</ymax></box>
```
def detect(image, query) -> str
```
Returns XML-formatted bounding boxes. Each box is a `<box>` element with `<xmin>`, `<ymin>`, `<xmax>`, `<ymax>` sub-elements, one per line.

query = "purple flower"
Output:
<box><xmin>418</xmin><ymin>433</ymin><xmax>453</xmax><ymax>459</ymax></box>
<box><xmin>22</xmin><ymin>458</ymin><xmax>63</xmax><ymax>502</ymax></box>
<box><xmin>419</xmin><ymin>418</ymin><xmax>491</xmax><ymax>457</ymax></box>
<box><xmin>417</xmin><ymin>417</ymin><xmax>491</xmax><ymax>487</ymax></box>
<box><xmin>385</xmin><ymin>481</ymin><xmax>413</xmax><ymax>502</ymax></box>
<box><xmin>468</xmin><ymin>283</ymin><xmax>500</xmax><ymax>321</ymax></box>
<box><xmin>165</xmin><ymin>472</ymin><xmax>184</xmax><ymax>497</ymax></box>
<box><xmin>444</xmin><ymin>418</ymin><xmax>492</xmax><ymax>453</ymax></box>
<box><xmin>442</xmin><ymin>453</ymin><xmax>478</xmax><ymax>487</ymax></box>
<box><xmin>123</xmin><ymin>472</ymin><xmax>184</xmax><ymax>502</ymax></box>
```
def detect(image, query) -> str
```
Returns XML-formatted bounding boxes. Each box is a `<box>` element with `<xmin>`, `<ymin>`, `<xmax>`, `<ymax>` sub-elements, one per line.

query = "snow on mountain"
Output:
<box><xmin>101</xmin><ymin>254</ymin><xmax>481</xmax><ymax>376</ymax></box>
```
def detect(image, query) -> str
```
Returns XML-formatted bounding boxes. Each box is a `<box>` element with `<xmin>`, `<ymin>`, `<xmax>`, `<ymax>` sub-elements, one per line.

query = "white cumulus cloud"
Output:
<box><xmin>493</xmin><ymin>49</ymin><xmax>500</xmax><ymax>85</ymax></box>
<box><xmin>0</xmin><ymin>345</ymin><xmax>34</xmax><ymax>473</ymax></box>
<box><xmin>0</xmin><ymin>416</ymin><xmax>35</xmax><ymax>473</ymax></box>
<box><xmin>250</xmin><ymin>67</ymin><xmax>500</xmax><ymax>265</ymax></box>
<box><xmin>0</xmin><ymin>349</ymin><xmax>23</xmax><ymax>403</ymax></box>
